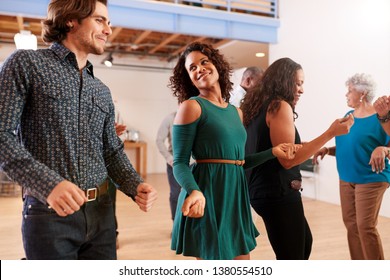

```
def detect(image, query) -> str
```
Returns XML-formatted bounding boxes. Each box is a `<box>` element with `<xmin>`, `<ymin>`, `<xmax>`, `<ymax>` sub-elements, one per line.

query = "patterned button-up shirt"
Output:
<box><xmin>0</xmin><ymin>43</ymin><xmax>142</xmax><ymax>204</ymax></box>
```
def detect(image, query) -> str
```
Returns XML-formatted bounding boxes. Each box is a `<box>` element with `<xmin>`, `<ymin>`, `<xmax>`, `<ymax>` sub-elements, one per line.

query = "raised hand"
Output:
<box><xmin>373</xmin><ymin>96</ymin><xmax>390</xmax><ymax>117</ymax></box>
<box><xmin>328</xmin><ymin>113</ymin><xmax>354</xmax><ymax>137</ymax></box>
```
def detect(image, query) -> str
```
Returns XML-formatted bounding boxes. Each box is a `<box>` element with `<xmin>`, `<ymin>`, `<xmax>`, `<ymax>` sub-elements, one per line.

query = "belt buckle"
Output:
<box><xmin>86</xmin><ymin>188</ymin><xmax>97</xmax><ymax>201</ymax></box>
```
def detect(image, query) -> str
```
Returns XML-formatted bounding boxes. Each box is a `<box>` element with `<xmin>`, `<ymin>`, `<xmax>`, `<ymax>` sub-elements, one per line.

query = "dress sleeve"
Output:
<box><xmin>172</xmin><ymin>120</ymin><xmax>201</xmax><ymax>194</ymax></box>
<box><xmin>244</xmin><ymin>148</ymin><xmax>275</xmax><ymax>169</ymax></box>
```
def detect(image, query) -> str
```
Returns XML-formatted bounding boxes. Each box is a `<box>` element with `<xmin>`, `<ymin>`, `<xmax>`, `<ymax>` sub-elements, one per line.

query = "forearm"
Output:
<box><xmin>0</xmin><ymin>131</ymin><xmax>64</xmax><ymax>203</ymax></box>
<box><xmin>279</xmin><ymin>130</ymin><xmax>334</xmax><ymax>169</ymax></box>
<box><xmin>244</xmin><ymin>149</ymin><xmax>274</xmax><ymax>169</ymax></box>
<box><xmin>173</xmin><ymin>162</ymin><xmax>200</xmax><ymax>194</ymax></box>
<box><xmin>105</xmin><ymin>140</ymin><xmax>143</xmax><ymax>200</ymax></box>
<box><xmin>172</xmin><ymin>120</ymin><xmax>200</xmax><ymax>194</ymax></box>
<box><xmin>327</xmin><ymin>146</ymin><xmax>336</xmax><ymax>156</ymax></box>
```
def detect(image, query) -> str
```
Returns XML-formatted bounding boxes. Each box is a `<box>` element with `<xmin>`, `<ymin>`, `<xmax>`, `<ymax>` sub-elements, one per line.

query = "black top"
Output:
<box><xmin>245</xmin><ymin>101</ymin><xmax>302</xmax><ymax>201</ymax></box>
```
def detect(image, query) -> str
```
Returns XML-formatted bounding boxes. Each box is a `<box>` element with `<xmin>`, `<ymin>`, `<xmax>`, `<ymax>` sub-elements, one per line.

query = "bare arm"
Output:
<box><xmin>174</xmin><ymin>99</ymin><xmax>201</xmax><ymax>125</ymax></box>
<box><xmin>268</xmin><ymin>101</ymin><xmax>354</xmax><ymax>169</ymax></box>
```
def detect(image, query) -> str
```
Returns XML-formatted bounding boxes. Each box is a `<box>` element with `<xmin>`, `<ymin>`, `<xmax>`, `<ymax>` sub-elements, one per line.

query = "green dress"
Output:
<box><xmin>171</xmin><ymin>97</ymin><xmax>273</xmax><ymax>260</ymax></box>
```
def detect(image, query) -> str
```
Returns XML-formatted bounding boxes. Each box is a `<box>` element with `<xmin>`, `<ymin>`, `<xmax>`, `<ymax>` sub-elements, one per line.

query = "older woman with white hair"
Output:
<box><xmin>313</xmin><ymin>73</ymin><xmax>390</xmax><ymax>260</ymax></box>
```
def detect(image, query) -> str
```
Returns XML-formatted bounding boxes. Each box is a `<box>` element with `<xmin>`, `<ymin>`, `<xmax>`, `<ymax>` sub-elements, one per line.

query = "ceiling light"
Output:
<box><xmin>14</xmin><ymin>30</ymin><xmax>37</xmax><ymax>50</ymax></box>
<box><xmin>255</xmin><ymin>52</ymin><xmax>265</xmax><ymax>58</ymax></box>
<box><xmin>103</xmin><ymin>53</ymin><xmax>113</xmax><ymax>67</ymax></box>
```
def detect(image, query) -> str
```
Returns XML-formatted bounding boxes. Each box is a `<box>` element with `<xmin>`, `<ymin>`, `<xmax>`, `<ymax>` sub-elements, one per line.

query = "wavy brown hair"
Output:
<box><xmin>242</xmin><ymin>57</ymin><xmax>302</xmax><ymax>127</ymax></box>
<box><xmin>42</xmin><ymin>0</ymin><xmax>107</xmax><ymax>43</ymax></box>
<box><xmin>168</xmin><ymin>41</ymin><xmax>233</xmax><ymax>103</ymax></box>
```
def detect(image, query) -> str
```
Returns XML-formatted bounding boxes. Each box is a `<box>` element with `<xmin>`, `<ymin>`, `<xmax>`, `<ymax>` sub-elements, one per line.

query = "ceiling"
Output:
<box><xmin>0</xmin><ymin>13</ymin><xmax>269</xmax><ymax>69</ymax></box>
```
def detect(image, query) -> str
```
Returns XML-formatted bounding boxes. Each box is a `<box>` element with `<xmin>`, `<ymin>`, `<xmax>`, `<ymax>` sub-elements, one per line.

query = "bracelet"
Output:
<box><xmin>376</xmin><ymin>112</ymin><xmax>390</xmax><ymax>123</ymax></box>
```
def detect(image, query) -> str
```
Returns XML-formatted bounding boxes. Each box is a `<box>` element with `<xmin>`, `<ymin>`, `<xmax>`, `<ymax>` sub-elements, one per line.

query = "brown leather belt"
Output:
<box><xmin>84</xmin><ymin>180</ymin><xmax>109</xmax><ymax>202</ymax></box>
<box><xmin>196</xmin><ymin>159</ymin><xmax>245</xmax><ymax>166</ymax></box>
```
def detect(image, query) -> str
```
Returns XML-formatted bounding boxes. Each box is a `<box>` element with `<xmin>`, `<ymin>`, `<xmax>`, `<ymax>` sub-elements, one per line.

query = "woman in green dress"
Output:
<box><xmin>168</xmin><ymin>42</ymin><xmax>301</xmax><ymax>260</ymax></box>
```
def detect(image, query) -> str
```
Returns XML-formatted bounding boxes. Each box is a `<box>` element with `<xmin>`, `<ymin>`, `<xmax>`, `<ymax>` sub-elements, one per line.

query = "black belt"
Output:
<box><xmin>84</xmin><ymin>180</ymin><xmax>109</xmax><ymax>202</ymax></box>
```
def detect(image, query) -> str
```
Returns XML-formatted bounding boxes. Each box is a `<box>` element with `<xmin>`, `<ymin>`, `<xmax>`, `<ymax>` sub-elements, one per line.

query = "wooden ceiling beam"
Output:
<box><xmin>133</xmin><ymin>30</ymin><xmax>152</xmax><ymax>45</ymax></box>
<box><xmin>149</xmin><ymin>33</ymin><xmax>180</xmax><ymax>54</ymax></box>
<box><xmin>212</xmin><ymin>39</ymin><xmax>231</xmax><ymax>49</ymax></box>
<box><xmin>108</xmin><ymin>27</ymin><xmax>122</xmax><ymax>43</ymax></box>
<box><xmin>170</xmin><ymin>36</ymin><xmax>207</xmax><ymax>56</ymax></box>
<box><xmin>16</xmin><ymin>15</ymin><xmax>24</xmax><ymax>31</ymax></box>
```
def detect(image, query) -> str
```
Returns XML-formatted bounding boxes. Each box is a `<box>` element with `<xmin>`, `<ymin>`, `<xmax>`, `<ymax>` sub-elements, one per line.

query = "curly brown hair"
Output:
<box><xmin>168</xmin><ymin>41</ymin><xmax>233</xmax><ymax>103</ymax></box>
<box><xmin>42</xmin><ymin>0</ymin><xmax>107</xmax><ymax>43</ymax></box>
<box><xmin>241</xmin><ymin>57</ymin><xmax>302</xmax><ymax>127</ymax></box>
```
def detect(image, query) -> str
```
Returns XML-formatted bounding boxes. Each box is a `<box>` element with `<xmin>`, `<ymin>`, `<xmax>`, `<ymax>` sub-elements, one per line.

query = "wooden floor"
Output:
<box><xmin>1</xmin><ymin>173</ymin><xmax>390</xmax><ymax>260</ymax></box>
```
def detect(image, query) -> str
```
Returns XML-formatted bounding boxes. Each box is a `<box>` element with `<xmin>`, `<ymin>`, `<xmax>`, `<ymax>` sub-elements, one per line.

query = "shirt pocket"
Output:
<box><xmin>90</xmin><ymin>95</ymin><xmax>110</xmax><ymax>137</ymax></box>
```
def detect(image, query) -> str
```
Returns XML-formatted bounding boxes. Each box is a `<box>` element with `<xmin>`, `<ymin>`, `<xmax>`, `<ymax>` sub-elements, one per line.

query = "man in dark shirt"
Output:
<box><xmin>0</xmin><ymin>0</ymin><xmax>157</xmax><ymax>259</ymax></box>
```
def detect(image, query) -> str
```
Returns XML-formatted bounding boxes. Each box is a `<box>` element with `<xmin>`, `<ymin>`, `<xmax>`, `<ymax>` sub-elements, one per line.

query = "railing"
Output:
<box><xmin>154</xmin><ymin>0</ymin><xmax>278</xmax><ymax>18</ymax></box>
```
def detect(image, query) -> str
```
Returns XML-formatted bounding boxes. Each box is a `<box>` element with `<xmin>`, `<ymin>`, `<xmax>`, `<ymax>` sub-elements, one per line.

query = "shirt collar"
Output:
<box><xmin>49</xmin><ymin>42</ymin><xmax>95</xmax><ymax>78</ymax></box>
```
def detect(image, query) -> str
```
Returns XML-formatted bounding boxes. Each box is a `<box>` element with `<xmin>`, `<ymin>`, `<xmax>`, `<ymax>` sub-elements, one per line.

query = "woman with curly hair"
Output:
<box><xmin>241</xmin><ymin>57</ymin><xmax>354</xmax><ymax>259</ymax></box>
<box><xmin>314</xmin><ymin>73</ymin><xmax>389</xmax><ymax>259</ymax></box>
<box><xmin>168</xmin><ymin>43</ymin><xmax>301</xmax><ymax>260</ymax></box>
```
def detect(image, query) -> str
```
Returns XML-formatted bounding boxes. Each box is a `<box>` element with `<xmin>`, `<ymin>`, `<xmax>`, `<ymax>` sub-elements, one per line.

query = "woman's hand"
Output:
<box><xmin>373</xmin><ymin>96</ymin><xmax>390</xmax><ymax>117</ymax></box>
<box><xmin>369</xmin><ymin>146</ymin><xmax>389</xmax><ymax>173</ymax></box>
<box><xmin>312</xmin><ymin>147</ymin><xmax>329</xmax><ymax>165</ymax></box>
<box><xmin>115</xmin><ymin>123</ymin><xmax>127</xmax><ymax>136</ymax></box>
<box><xmin>182</xmin><ymin>190</ymin><xmax>206</xmax><ymax>218</ymax></box>
<box><xmin>272</xmin><ymin>143</ymin><xmax>302</xmax><ymax>159</ymax></box>
<box><xmin>328</xmin><ymin>114</ymin><xmax>354</xmax><ymax>137</ymax></box>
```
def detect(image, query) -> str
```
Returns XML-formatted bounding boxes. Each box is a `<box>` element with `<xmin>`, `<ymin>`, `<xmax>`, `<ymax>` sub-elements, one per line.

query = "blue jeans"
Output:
<box><xmin>167</xmin><ymin>164</ymin><xmax>181</xmax><ymax>220</ymax></box>
<box><xmin>22</xmin><ymin>194</ymin><xmax>116</xmax><ymax>260</ymax></box>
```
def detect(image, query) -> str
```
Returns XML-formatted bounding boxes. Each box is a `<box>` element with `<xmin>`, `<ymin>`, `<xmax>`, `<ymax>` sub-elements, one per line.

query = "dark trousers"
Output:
<box><xmin>108</xmin><ymin>180</ymin><xmax>118</xmax><ymax>236</ymax></box>
<box><xmin>251</xmin><ymin>194</ymin><xmax>312</xmax><ymax>260</ymax></box>
<box><xmin>167</xmin><ymin>164</ymin><xmax>181</xmax><ymax>220</ymax></box>
<box><xmin>22</xmin><ymin>194</ymin><xmax>116</xmax><ymax>260</ymax></box>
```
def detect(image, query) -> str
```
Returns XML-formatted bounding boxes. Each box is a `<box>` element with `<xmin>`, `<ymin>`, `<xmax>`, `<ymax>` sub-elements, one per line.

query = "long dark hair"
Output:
<box><xmin>42</xmin><ymin>0</ymin><xmax>107</xmax><ymax>43</ymax></box>
<box><xmin>242</xmin><ymin>57</ymin><xmax>302</xmax><ymax>126</ymax></box>
<box><xmin>168</xmin><ymin>41</ymin><xmax>233</xmax><ymax>103</ymax></box>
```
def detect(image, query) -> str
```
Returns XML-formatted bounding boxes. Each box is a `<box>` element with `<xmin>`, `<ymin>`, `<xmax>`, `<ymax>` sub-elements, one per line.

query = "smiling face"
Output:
<box><xmin>184</xmin><ymin>51</ymin><xmax>220</xmax><ymax>91</ymax></box>
<box><xmin>67</xmin><ymin>1</ymin><xmax>112</xmax><ymax>56</ymax></box>
<box><xmin>293</xmin><ymin>69</ymin><xmax>305</xmax><ymax>107</ymax></box>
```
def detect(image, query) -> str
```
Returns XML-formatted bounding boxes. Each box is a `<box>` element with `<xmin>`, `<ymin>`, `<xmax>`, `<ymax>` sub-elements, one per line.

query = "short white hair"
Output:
<box><xmin>345</xmin><ymin>73</ymin><xmax>376</xmax><ymax>103</ymax></box>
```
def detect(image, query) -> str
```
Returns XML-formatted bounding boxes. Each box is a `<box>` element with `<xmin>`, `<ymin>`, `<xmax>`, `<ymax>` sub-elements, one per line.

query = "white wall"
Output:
<box><xmin>270</xmin><ymin>0</ymin><xmax>390</xmax><ymax>217</ymax></box>
<box><xmin>93</xmin><ymin>64</ymin><xmax>177</xmax><ymax>175</ymax></box>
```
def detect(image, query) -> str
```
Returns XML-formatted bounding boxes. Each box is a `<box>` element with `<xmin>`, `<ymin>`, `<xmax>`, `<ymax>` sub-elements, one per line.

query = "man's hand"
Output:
<box><xmin>47</xmin><ymin>180</ymin><xmax>87</xmax><ymax>217</ymax></box>
<box><xmin>135</xmin><ymin>183</ymin><xmax>158</xmax><ymax>212</ymax></box>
